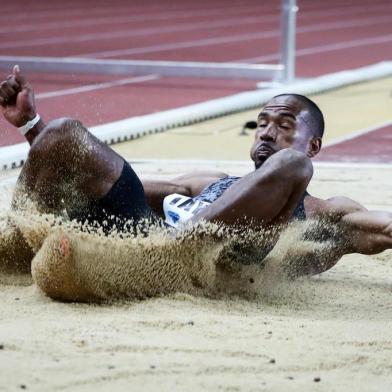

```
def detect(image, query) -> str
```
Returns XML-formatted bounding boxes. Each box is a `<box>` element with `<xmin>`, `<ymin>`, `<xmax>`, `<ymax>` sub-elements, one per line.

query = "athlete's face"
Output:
<box><xmin>250</xmin><ymin>96</ymin><xmax>318</xmax><ymax>169</ymax></box>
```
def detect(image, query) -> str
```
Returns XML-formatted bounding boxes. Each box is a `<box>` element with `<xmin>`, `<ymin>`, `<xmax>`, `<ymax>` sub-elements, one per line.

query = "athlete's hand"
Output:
<box><xmin>0</xmin><ymin>65</ymin><xmax>37</xmax><ymax>127</ymax></box>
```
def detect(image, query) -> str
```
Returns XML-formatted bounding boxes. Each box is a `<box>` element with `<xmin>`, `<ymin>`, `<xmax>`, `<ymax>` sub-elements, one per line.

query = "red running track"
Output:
<box><xmin>0</xmin><ymin>0</ymin><xmax>392</xmax><ymax>153</ymax></box>
<box><xmin>316</xmin><ymin>124</ymin><xmax>392</xmax><ymax>164</ymax></box>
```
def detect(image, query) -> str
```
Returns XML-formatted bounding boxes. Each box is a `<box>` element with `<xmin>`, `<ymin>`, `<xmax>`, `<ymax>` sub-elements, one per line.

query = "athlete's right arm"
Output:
<box><xmin>142</xmin><ymin>171</ymin><xmax>228</xmax><ymax>216</ymax></box>
<box><xmin>0</xmin><ymin>65</ymin><xmax>46</xmax><ymax>145</ymax></box>
<box><xmin>142</xmin><ymin>179</ymin><xmax>191</xmax><ymax>216</ymax></box>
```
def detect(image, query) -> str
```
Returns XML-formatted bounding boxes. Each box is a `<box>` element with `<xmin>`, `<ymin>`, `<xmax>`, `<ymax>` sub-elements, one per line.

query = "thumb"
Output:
<box><xmin>13</xmin><ymin>64</ymin><xmax>28</xmax><ymax>87</ymax></box>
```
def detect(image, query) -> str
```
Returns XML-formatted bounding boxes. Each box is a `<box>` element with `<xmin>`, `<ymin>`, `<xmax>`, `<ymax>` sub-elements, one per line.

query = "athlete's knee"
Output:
<box><xmin>28</xmin><ymin>118</ymin><xmax>87</xmax><ymax>164</ymax></box>
<box><xmin>38</xmin><ymin>117</ymin><xmax>86</xmax><ymax>147</ymax></box>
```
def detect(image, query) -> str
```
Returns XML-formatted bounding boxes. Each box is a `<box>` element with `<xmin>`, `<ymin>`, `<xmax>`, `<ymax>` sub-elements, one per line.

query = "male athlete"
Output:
<box><xmin>1</xmin><ymin>66</ymin><xmax>392</xmax><ymax>279</ymax></box>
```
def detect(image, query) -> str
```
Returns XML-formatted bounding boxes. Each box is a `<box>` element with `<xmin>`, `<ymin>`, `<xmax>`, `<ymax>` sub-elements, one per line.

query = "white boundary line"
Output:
<box><xmin>2</xmin><ymin>2</ymin><xmax>390</xmax><ymax>34</ymax></box>
<box><xmin>1</xmin><ymin>61</ymin><xmax>392</xmax><ymax>171</ymax></box>
<box><xmin>36</xmin><ymin>74</ymin><xmax>159</xmax><ymax>100</ymax></box>
<box><xmin>0</xmin><ymin>16</ymin><xmax>280</xmax><ymax>50</ymax></box>
<box><xmin>129</xmin><ymin>159</ymin><xmax>392</xmax><ymax>170</ymax></box>
<box><xmin>0</xmin><ymin>176</ymin><xmax>18</xmax><ymax>187</ymax></box>
<box><xmin>1</xmin><ymin>160</ymin><xmax>391</xmax><ymax>189</ymax></box>
<box><xmin>313</xmin><ymin>161</ymin><xmax>392</xmax><ymax>169</ymax></box>
<box><xmin>322</xmin><ymin>119</ymin><xmax>392</xmax><ymax>148</ymax></box>
<box><xmin>3</xmin><ymin>13</ymin><xmax>391</xmax><ymax>52</ymax></box>
<box><xmin>242</xmin><ymin>33</ymin><xmax>392</xmax><ymax>63</ymax></box>
<box><xmin>82</xmin><ymin>15</ymin><xmax>392</xmax><ymax>59</ymax></box>
<box><xmin>82</xmin><ymin>31</ymin><xmax>280</xmax><ymax>59</ymax></box>
<box><xmin>0</xmin><ymin>0</ymin><xmax>387</xmax><ymax>22</ymax></box>
<box><xmin>0</xmin><ymin>3</ymin><xmax>254</xmax><ymax>23</ymax></box>
<box><xmin>0</xmin><ymin>7</ymin><xmax>269</xmax><ymax>33</ymax></box>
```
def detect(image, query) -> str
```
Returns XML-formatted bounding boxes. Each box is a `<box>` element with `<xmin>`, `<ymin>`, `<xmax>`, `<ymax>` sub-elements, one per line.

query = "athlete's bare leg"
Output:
<box><xmin>0</xmin><ymin>65</ymin><xmax>142</xmax><ymax>272</ymax></box>
<box><xmin>13</xmin><ymin>117</ymin><xmax>124</xmax><ymax>215</ymax></box>
<box><xmin>1</xmin><ymin>118</ymin><xmax>125</xmax><ymax>271</ymax></box>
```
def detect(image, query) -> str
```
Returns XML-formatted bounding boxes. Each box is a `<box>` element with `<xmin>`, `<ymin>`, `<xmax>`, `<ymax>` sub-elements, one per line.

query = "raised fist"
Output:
<box><xmin>0</xmin><ymin>65</ymin><xmax>36</xmax><ymax>127</ymax></box>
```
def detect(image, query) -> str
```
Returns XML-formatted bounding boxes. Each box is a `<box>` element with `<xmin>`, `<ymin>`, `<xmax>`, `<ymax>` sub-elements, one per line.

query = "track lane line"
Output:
<box><xmin>1</xmin><ymin>0</ymin><xmax>387</xmax><ymax>23</ymax></box>
<box><xmin>2</xmin><ymin>159</ymin><xmax>392</xmax><ymax>190</ymax></box>
<box><xmin>2</xmin><ymin>2</ymin><xmax>391</xmax><ymax>35</ymax></box>
<box><xmin>34</xmin><ymin>75</ymin><xmax>159</xmax><ymax>100</ymax></box>
<box><xmin>0</xmin><ymin>2</ymin><xmax>277</xmax><ymax>23</ymax></box>
<box><xmin>3</xmin><ymin>11</ymin><xmax>392</xmax><ymax>52</ymax></box>
<box><xmin>240</xmin><ymin>34</ymin><xmax>392</xmax><ymax>63</ymax></box>
<box><xmin>0</xmin><ymin>6</ymin><xmax>271</xmax><ymax>34</ymax></box>
<box><xmin>0</xmin><ymin>16</ymin><xmax>281</xmax><ymax>50</ymax></box>
<box><xmin>78</xmin><ymin>15</ymin><xmax>392</xmax><ymax>59</ymax></box>
<box><xmin>321</xmin><ymin>119</ymin><xmax>392</xmax><ymax>149</ymax></box>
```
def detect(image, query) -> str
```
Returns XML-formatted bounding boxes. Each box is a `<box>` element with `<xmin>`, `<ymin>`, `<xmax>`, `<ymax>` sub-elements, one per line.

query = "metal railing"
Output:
<box><xmin>280</xmin><ymin>0</ymin><xmax>298</xmax><ymax>83</ymax></box>
<box><xmin>0</xmin><ymin>0</ymin><xmax>297</xmax><ymax>85</ymax></box>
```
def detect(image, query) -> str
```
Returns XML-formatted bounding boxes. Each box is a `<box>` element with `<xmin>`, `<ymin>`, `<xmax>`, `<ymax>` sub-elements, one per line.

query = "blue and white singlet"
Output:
<box><xmin>163</xmin><ymin>176</ymin><xmax>307</xmax><ymax>228</ymax></box>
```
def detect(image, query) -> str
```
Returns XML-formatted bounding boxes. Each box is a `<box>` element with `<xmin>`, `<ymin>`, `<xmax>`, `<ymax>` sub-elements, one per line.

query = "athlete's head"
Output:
<box><xmin>250</xmin><ymin>94</ymin><xmax>324</xmax><ymax>169</ymax></box>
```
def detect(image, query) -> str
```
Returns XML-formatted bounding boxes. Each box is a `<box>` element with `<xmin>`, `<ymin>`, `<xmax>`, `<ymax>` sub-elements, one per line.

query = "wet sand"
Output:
<box><xmin>1</xmin><ymin>162</ymin><xmax>391</xmax><ymax>391</ymax></box>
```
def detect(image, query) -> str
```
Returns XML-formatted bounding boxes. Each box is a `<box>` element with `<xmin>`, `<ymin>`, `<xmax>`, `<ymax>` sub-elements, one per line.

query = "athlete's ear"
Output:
<box><xmin>306</xmin><ymin>137</ymin><xmax>322</xmax><ymax>158</ymax></box>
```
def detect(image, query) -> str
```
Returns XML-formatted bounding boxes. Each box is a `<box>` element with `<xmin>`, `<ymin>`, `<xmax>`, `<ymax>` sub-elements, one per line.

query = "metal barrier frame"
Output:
<box><xmin>0</xmin><ymin>0</ymin><xmax>297</xmax><ymax>84</ymax></box>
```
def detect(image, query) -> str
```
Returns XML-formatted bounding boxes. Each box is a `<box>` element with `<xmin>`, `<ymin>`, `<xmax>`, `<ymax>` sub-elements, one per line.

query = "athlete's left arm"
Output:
<box><xmin>340</xmin><ymin>209</ymin><xmax>392</xmax><ymax>254</ymax></box>
<box><xmin>141</xmin><ymin>179</ymin><xmax>191</xmax><ymax>217</ymax></box>
<box><xmin>141</xmin><ymin>171</ymin><xmax>228</xmax><ymax>216</ymax></box>
<box><xmin>312</xmin><ymin>196</ymin><xmax>392</xmax><ymax>255</ymax></box>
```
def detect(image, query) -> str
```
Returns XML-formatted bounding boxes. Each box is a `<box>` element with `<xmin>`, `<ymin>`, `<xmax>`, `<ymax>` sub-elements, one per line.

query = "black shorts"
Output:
<box><xmin>68</xmin><ymin>161</ymin><xmax>155</xmax><ymax>233</ymax></box>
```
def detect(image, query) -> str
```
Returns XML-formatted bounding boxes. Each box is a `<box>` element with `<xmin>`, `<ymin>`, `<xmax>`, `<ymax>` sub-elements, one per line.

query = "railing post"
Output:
<box><xmin>280</xmin><ymin>0</ymin><xmax>298</xmax><ymax>83</ymax></box>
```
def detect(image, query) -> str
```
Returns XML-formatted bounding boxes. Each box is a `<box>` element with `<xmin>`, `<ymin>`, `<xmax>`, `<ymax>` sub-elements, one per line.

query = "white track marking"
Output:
<box><xmin>82</xmin><ymin>32</ymin><xmax>279</xmax><ymax>58</ymax></box>
<box><xmin>1</xmin><ymin>0</ymin><xmax>389</xmax><ymax>26</ymax></box>
<box><xmin>322</xmin><ymin>119</ymin><xmax>392</xmax><ymax>148</ymax></box>
<box><xmin>80</xmin><ymin>15</ymin><xmax>392</xmax><ymax>59</ymax></box>
<box><xmin>240</xmin><ymin>34</ymin><xmax>392</xmax><ymax>63</ymax></box>
<box><xmin>0</xmin><ymin>3</ymin><xmax>232</xmax><ymax>21</ymax></box>
<box><xmin>130</xmin><ymin>159</ymin><xmax>392</xmax><ymax>170</ymax></box>
<box><xmin>0</xmin><ymin>16</ymin><xmax>280</xmax><ymax>50</ymax></box>
<box><xmin>0</xmin><ymin>7</ymin><xmax>271</xmax><ymax>34</ymax></box>
<box><xmin>295</xmin><ymin>34</ymin><xmax>392</xmax><ymax>57</ymax></box>
<box><xmin>3</xmin><ymin>13</ymin><xmax>392</xmax><ymax>52</ymax></box>
<box><xmin>0</xmin><ymin>175</ymin><xmax>17</xmax><ymax>187</ymax></box>
<box><xmin>1</xmin><ymin>159</ymin><xmax>392</xmax><ymax>189</ymax></box>
<box><xmin>0</xmin><ymin>3</ymin><xmax>271</xmax><ymax>24</ymax></box>
<box><xmin>313</xmin><ymin>162</ymin><xmax>392</xmax><ymax>169</ymax></box>
<box><xmin>0</xmin><ymin>1</ymin><xmax>352</xmax><ymax>21</ymax></box>
<box><xmin>35</xmin><ymin>75</ymin><xmax>159</xmax><ymax>100</ymax></box>
<box><xmin>1</xmin><ymin>2</ymin><xmax>391</xmax><ymax>35</ymax></box>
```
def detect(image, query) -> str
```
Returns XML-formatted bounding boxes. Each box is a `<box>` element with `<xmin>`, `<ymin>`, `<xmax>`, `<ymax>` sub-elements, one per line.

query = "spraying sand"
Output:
<box><xmin>0</xmin><ymin>163</ymin><xmax>392</xmax><ymax>391</ymax></box>
<box><xmin>2</xmin><ymin>195</ymin><xmax>339</xmax><ymax>304</ymax></box>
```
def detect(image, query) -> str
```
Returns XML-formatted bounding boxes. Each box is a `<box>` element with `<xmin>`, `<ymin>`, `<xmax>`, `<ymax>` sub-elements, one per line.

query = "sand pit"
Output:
<box><xmin>1</xmin><ymin>161</ymin><xmax>392</xmax><ymax>391</ymax></box>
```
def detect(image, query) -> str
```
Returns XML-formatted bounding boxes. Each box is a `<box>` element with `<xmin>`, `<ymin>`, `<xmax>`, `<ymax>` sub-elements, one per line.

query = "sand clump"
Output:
<box><xmin>31</xmin><ymin>225</ymin><xmax>221</xmax><ymax>302</ymax></box>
